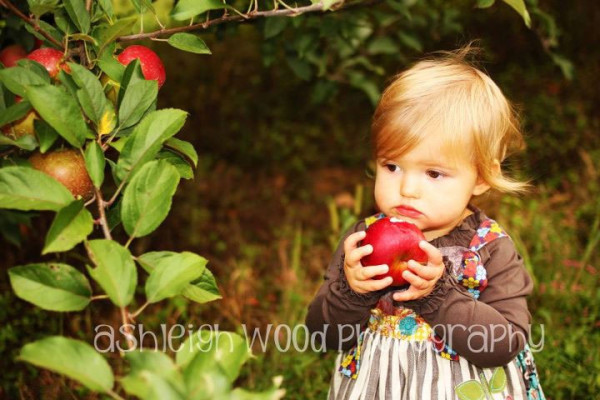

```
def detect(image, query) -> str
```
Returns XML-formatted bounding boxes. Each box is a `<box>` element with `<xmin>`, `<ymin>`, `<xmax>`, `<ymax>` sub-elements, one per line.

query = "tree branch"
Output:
<box><xmin>95</xmin><ymin>188</ymin><xmax>113</xmax><ymax>240</ymax></box>
<box><xmin>0</xmin><ymin>0</ymin><xmax>65</xmax><ymax>50</ymax></box>
<box><xmin>117</xmin><ymin>0</ymin><xmax>374</xmax><ymax>42</ymax></box>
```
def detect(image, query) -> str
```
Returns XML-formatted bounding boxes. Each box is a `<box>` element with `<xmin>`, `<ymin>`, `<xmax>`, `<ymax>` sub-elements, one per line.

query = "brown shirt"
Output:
<box><xmin>305</xmin><ymin>208</ymin><xmax>534</xmax><ymax>368</ymax></box>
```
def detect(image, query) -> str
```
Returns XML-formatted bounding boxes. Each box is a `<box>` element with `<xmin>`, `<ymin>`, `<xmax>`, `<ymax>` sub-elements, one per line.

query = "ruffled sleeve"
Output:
<box><xmin>305</xmin><ymin>220</ymin><xmax>390</xmax><ymax>351</ymax></box>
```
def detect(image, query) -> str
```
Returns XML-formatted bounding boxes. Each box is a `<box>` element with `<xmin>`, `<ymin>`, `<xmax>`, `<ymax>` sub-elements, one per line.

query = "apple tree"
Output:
<box><xmin>0</xmin><ymin>0</ymin><xmax>544</xmax><ymax>398</ymax></box>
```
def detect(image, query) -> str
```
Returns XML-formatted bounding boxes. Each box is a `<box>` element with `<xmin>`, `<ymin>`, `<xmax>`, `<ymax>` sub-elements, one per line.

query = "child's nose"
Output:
<box><xmin>400</xmin><ymin>173</ymin><xmax>420</xmax><ymax>198</ymax></box>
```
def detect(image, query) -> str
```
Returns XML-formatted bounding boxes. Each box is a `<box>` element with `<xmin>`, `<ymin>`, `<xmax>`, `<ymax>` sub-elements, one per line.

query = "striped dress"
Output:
<box><xmin>328</xmin><ymin>217</ymin><xmax>545</xmax><ymax>400</ymax></box>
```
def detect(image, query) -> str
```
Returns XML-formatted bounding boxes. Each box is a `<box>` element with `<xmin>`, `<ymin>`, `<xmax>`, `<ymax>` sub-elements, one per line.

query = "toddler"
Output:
<box><xmin>306</xmin><ymin>45</ymin><xmax>545</xmax><ymax>400</ymax></box>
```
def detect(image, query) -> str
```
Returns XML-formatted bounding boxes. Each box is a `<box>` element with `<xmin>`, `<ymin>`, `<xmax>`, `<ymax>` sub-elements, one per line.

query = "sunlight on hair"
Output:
<box><xmin>372</xmin><ymin>42</ymin><xmax>529</xmax><ymax>194</ymax></box>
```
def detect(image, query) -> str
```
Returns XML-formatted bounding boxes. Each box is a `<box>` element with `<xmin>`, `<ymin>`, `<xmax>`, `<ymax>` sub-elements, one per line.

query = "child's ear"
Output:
<box><xmin>472</xmin><ymin>160</ymin><xmax>500</xmax><ymax>196</ymax></box>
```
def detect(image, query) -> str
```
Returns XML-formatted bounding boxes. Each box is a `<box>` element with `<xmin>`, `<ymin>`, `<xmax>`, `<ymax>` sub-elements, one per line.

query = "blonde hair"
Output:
<box><xmin>372</xmin><ymin>44</ymin><xmax>528</xmax><ymax>194</ymax></box>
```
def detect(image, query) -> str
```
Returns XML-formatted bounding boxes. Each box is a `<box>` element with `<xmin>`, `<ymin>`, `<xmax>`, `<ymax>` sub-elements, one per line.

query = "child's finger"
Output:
<box><xmin>343</xmin><ymin>231</ymin><xmax>367</xmax><ymax>255</ymax></box>
<box><xmin>419</xmin><ymin>240</ymin><xmax>443</xmax><ymax>265</ymax></box>
<box><xmin>407</xmin><ymin>260</ymin><xmax>442</xmax><ymax>281</ymax></box>
<box><xmin>392</xmin><ymin>287</ymin><xmax>420</xmax><ymax>302</ymax></box>
<box><xmin>359</xmin><ymin>264</ymin><xmax>389</xmax><ymax>281</ymax></box>
<box><xmin>346</xmin><ymin>244</ymin><xmax>373</xmax><ymax>267</ymax></box>
<box><xmin>401</xmin><ymin>269</ymin><xmax>429</xmax><ymax>290</ymax></box>
<box><xmin>361</xmin><ymin>276</ymin><xmax>393</xmax><ymax>292</ymax></box>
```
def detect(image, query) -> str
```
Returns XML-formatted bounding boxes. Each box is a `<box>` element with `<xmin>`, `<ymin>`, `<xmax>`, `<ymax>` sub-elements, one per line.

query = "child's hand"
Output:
<box><xmin>392</xmin><ymin>241</ymin><xmax>445</xmax><ymax>302</ymax></box>
<box><xmin>343</xmin><ymin>231</ymin><xmax>393</xmax><ymax>294</ymax></box>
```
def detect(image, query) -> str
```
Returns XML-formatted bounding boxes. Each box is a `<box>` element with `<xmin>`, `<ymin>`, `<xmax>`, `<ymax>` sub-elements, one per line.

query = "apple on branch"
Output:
<box><xmin>26</xmin><ymin>48</ymin><xmax>70</xmax><ymax>78</ymax></box>
<box><xmin>361</xmin><ymin>217</ymin><xmax>428</xmax><ymax>286</ymax></box>
<box><xmin>0</xmin><ymin>44</ymin><xmax>27</xmax><ymax>68</ymax></box>
<box><xmin>117</xmin><ymin>45</ymin><xmax>166</xmax><ymax>89</ymax></box>
<box><xmin>29</xmin><ymin>149</ymin><xmax>94</xmax><ymax>200</ymax></box>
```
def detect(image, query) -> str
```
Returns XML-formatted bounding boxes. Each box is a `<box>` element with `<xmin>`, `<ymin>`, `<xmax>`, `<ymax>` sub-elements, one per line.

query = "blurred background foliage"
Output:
<box><xmin>1</xmin><ymin>0</ymin><xmax>599</xmax><ymax>398</ymax></box>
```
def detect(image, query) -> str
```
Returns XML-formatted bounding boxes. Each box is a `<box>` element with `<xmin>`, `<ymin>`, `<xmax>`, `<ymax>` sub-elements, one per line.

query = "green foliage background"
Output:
<box><xmin>1</xmin><ymin>0</ymin><xmax>599</xmax><ymax>398</ymax></box>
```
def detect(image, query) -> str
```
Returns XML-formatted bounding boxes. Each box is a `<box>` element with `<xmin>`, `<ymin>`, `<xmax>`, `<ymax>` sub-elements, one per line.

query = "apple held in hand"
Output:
<box><xmin>29</xmin><ymin>149</ymin><xmax>94</xmax><ymax>200</ymax></box>
<box><xmin>361</xmin><ymin>217</ymin><xmax>428</xmax><ymax>286</ymax></box>
<box><xmin>117</xmin><ymin>45</ymin><xmax>166</xmax><ymax>88</ymax></box>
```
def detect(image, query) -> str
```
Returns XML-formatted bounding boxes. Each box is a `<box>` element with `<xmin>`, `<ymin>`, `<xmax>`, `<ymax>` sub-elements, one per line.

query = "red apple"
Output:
<box><xmin>29</xmin><ymin>149</ymin><xmax>94</xmax><ymax>200</ymax></box>
<box><xmin>0</xmin><ymin>44</ymin><xmax>27</xmax><ymax>68</ymax></box>
<box><xmin>26</xmin><ymin>48</ymin><xmax>70</xmax><ymax>78</ymax></box>
<box><xmin>117</xmin><ymin>45</ymin><xmax>166</xmax><ymax>88</ymax></box>
<box><xmin>361</xmin><ymin>217</ymin><xmax>428</xmax><ymax>286</ymax></box>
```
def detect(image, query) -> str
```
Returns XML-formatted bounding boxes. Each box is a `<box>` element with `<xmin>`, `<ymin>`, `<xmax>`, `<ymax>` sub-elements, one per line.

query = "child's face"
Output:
<box><xmin>374</xmin><ymin>134</ymin><xmax>490</xmax><ymax>241</ymax></box>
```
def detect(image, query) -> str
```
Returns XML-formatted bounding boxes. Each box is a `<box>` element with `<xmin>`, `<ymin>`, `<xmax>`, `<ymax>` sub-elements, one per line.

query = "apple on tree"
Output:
<box><xmin>361</xmin><ymin>217</ymin><xmax>428</xmax><ymax>286</ymax></box>
<box><xmin>26</xmin><ymin>48</ymin><xmax>70</xmax><ymax>78</ymax></box>
<box><xmin>0</xmin><ymin>44</ymin><xmax>27</xmax><ymax>68</ymax></box>
<box><xmin>1</xmin><ymin>97</ymin><xmax>38</xmax><ymax>139</ymax></box>
<box><xmin>117</xmin><ymin>45</ymin><xmax>166</xmax><ymax>88</ymax></box>
<box><xmin>29</xmin><ymin>149</ymin><xmax>94</xmax><ymax>200</ymax></box>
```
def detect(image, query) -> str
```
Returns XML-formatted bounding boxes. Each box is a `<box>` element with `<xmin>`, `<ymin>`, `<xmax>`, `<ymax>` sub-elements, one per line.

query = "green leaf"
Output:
<box><xmin>24</xmin><ymin>21</ymin><xmax>64</xmax><ymax>48</ymax></box>
<box><xmin>488</xmin><ymin>367</ymin><xmax>507</xmax><ymax>393</ymax></box>
<box><xmin>43</xmin><ymin>200</ymin><xmax>93</xmax><ymax>254</ymax></box>
<box><xmin>347</xmin><ymin>71</ymin><xmax>381</xmax><ymax>106</ymax></box>
<box><xmin>27</xmin><ymin>0</ymin><xmax>60</xmax><ymax>18</ymax></box>
<box><xmin>165</xmin><ymin>137</ymin><xmax>198</xmax><ymax>167</ymax></box>
<box><xmin>171</xmin><ymin>0</ymin><xmax>229</xmax><ymax>21</ymax></box>
<box><xmin>551</xmin><ymin>53</ymin><xmax>575</xmax><ymax>81</ymax></box>
<box><xmin>137</xmin><ymin>251</ymin><xmax>219</xmax><ymax>303</ymax></box>
<box><xmin>116</xmin><ymin>109</ymin><xmax>188</xmax><ymax>182</ymax></box>
<box><xmin>63</xmin><ymin>0</ymin><xmax>91</xmax><ymax>34</ymax></box>
<box><xmin>180</xmin><ymin>330</ymin><xmax>251</xmax><ymax>385</ymax></box>
<box><xmin>182</xmin><ymin>268</ymin><xmax>221</xmax><ymax>304</ymax></box>
<box><xmin>0</xmin><ymin>166</ymin><xmax>73</xmax><ymax>211</ymax></box>
<box><xmin>264</xmin><ymin>17</ymin><xmax>289</xmax><ymax>40</ymax></box>
<box><xmin>398</xmin><ymin>32</ymin><xmax>423</xmax><ymax>52</ymax></box>
<box><xmin>167</xmin><ymin>33</ymin><xmax>212</xmax><ymax>55</ymax></box>
<box><xmin>121</xmin><ymin>351</ymin><xmax>186</xmax><ymax>399</ymax></box>
<box><xmin>94</xmin><ymin>19</ymin><xmax>137</xmax><ymax>59</ymax></box>
<box><xmin>121</xmin><ymin>160</ymin><xmax>180</xmax><ymax>238</ymax></box>
<box><xmin>0</xmin><ymin>99</ymin><xmax>32</xmax><ymax>127</ymax></box>
<box><xmin>0</xmin><ymin>67</ymin><xmax>48</xmax><ymax>98</ymax></box>
<box><xmin>8</xmin><ymin>263</ymin><xmax>91</xmax><ymax>311</ymax></box>
<box><xmin>0</xmin><ymin>134</ymin><xmax>38</xmax><ymax>151</ymax></box>
<box><xmin>98</xmin><ymin>0</ymin><xmax>114</xmax><ymax>19</ymax></box>
<box><xmin>97</xmin><ymin>46</ymin><xmax>126</xmax><ymax>82</ymax></box>
<box><xmin>145</xmin><ymin>251</ymin><xmax>207</xmax><ymax>303</ymax></box>
<box><xmin>116</xmin><ymin>58</ymin><xmax>145</xmax><ymax>109</ymax></box>
<box><xmin>454</xmin><ymin>380</ymin><xmax>486</xmax><ymax>400</ymax></box>
<box><xmin>367</xmin><ymin>37</ymin><xmax>400</xmax><ymax>55</ymax></box>
<box><xmin>157</xmin><ymin>150</ymin><xmax>194</xmax><ymax>179</ymax></box>
<box><xmin>84</xmin><ymin>141</ymin><xmax>105</xmax><ymax>188</ymax></box>
<box><xmin>230</xmin><ymin>378</ymin><xmax>285</xmax><ymax>400</ymax></box>
<box><xmin>16</xmin><ymin>59</ymin><xmax>52</xmax><ymax>82</ymax></box>
<box><xmin>54</xmin><ymin>8</ymin><xmax>78</xmax><ymax>35</ymax></box>
<box><xmin>86</xmin><ymin>239</ymin><xmax>137</xmax><ymax>307</ymax></box>
<box><xmin>19</xmin><ymin>336</ymin><xmax>114</xmax><ymax>392</ymax></box>
<box><xmin>123</xmin><ymin>371</ymin><xmax>186</xmax><ymax>400</ymax></box>
<box><xmin>25</xmin><ymin>85</ymin><xmax>89</xmax><ymax>147</ymax></box>
<box><xmin>70</xmin><ymin>33</ymin><xmax>98</xmax><ymax>45</ymax></box>
<box><xmin>286</xmin><ymin>57</ymin><xmax>312</xmax><ymax>81</ymax></box>
<box><xmin>68</xmin><ymin>63</ymin><xmax>107</xmax><ymax>125</ymax></box>
<box><xmin>118</xmin><ymin>80</ymin><xmax>158</xmax><ymax>129</ymax></box>
<box><xmin>502</xmin><ymin>0</ymin><xmax>531</xmax><ymax>27</ymax></box>
<box><xmin>35</xmin><ymin>119</ymin><xmax>59</xmax><ymax>153</ymax></box>
<box><xmin>476</xmin><ymin>0</ymin><xmax>495</xmax><ymax>8</ymax></box>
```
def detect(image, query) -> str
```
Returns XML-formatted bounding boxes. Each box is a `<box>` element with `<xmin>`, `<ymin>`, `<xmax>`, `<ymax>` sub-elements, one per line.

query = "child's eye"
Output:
<box><xmin>385</xmin><ymin>164</ymin><xmax>400</xmax><ymax>173</ymax></box>
<box><xmin>426</xmin><ymin>170</ymin><xmax>445</xmax><ymax>179</ymax></box>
